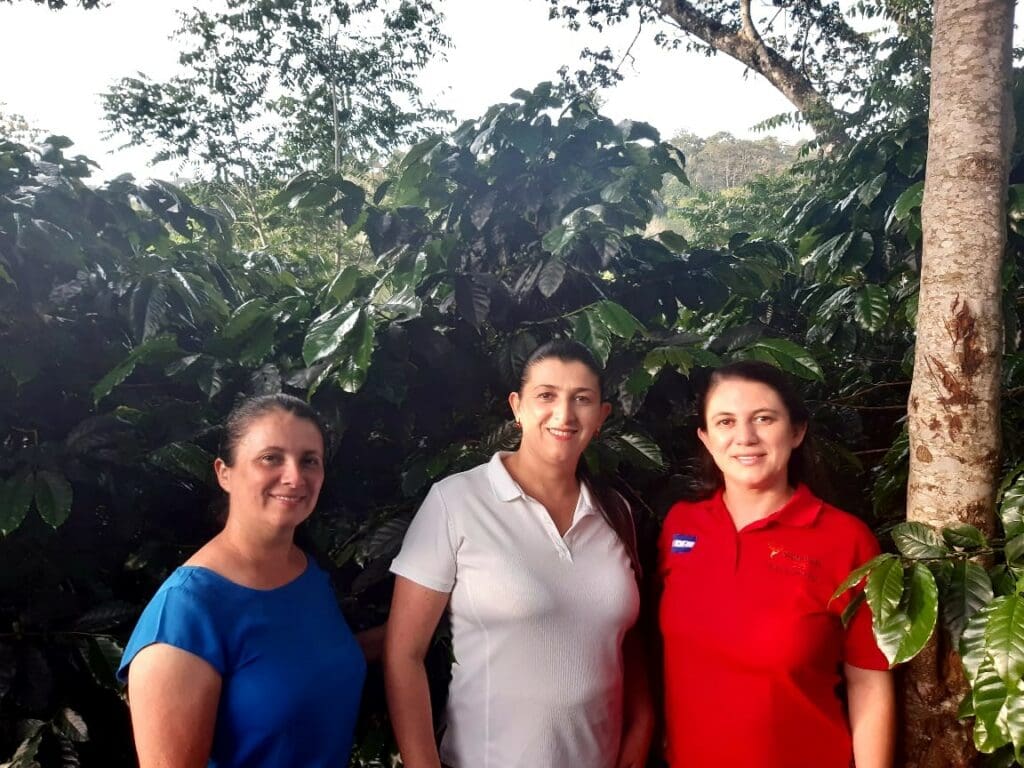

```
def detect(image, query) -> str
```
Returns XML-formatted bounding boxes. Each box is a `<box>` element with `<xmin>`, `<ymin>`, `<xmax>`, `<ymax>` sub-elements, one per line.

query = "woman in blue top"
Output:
<box><xmin>118</xmin><ymin>394</ymin><xmax>367</xmax><ymax>767</ymax></box>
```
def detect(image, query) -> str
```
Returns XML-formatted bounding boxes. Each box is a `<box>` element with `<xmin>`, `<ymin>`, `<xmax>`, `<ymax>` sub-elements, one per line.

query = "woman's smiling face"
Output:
<box><xmin>214</xmin><ymin>410</ymin><xmax>325</xmax><ymax>532</ymax></box>
<box><xmin>697</xmin><ymin>377</ymin><xmax>806</xmax><ymax>494</ymax></box>
<box><xmin>509</xmin><ymin>357</ymin><xmax>610</xmax><ymax>467</ymax></box>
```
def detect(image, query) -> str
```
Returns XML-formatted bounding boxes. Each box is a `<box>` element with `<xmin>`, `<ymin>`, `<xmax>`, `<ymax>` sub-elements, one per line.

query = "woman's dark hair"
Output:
<box><xmin>518</xmin><ymin>339</ymin><xmax>640</xmax><ymax>578</ymax></box>
<box><xmin>693</xmin><ymin>360</ymin><xmax>811</xmax><ymax>497</ymax></box>
<box><xmin>219</xmin><ymin>393</ymin><xmax>326</xmax><ymax>466</ymax></box>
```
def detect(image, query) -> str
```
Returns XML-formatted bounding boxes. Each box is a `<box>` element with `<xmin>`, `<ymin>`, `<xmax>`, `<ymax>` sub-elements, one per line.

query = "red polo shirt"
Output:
<box><xmin>658</xmin><ymin>484</ymin><xmax>887</xmax><ymax>768</ymax></box>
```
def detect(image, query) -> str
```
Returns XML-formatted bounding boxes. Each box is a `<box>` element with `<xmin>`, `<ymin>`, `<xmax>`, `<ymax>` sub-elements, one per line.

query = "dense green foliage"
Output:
<box><xmin>0</xmin><ymin>86</ymin><xmax>832</xmax><ymax>765</ymax></box>
<box><xmin>5</xmin><ymin>32</ymin><xmax>1024</xmax><ymax>761</ymax></box>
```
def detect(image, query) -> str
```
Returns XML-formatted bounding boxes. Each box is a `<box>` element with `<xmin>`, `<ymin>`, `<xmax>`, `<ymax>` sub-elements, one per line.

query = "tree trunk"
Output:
<box><xmin>904</xmin><ymin>1</ymin><xmax>1015</xmax><ymax>765</ymax></box>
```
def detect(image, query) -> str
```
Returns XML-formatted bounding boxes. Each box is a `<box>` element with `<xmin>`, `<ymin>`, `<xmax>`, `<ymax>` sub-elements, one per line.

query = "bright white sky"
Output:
<box><xmin>0</xmin><ymin>0</ymin><xmax>807</xmax><ymax>181</ymax></box>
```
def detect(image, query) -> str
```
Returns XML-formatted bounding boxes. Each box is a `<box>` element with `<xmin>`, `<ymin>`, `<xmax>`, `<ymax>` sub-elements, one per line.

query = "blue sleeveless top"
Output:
<box><xmin>118</xmin><ymin>559</ymin><xmax>366</xmax><ymax>767</ymax></box>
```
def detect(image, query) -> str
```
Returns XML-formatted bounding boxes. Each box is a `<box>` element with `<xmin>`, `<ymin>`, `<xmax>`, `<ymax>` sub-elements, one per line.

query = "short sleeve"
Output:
<box><xmin>117</xmin><ymin>577</ymin><xmax>227</xmax><ymax>683</ymax></box>
<box><xmin>390</xmin><ymin>483</ymin><xmax>458</xmax><ymax>593</ymax></box>
<box><xmin>840</xmin><ymin>524</ymin><xmax>890</xmax><ymax>670</ymax></box>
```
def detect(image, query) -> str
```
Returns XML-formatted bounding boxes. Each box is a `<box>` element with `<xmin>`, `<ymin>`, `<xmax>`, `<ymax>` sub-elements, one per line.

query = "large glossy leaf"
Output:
<box><xmin>831</xmin><ymin>553</ymin><xmax>895</xmax><ymax>601</ymax></box>
<box><xmin>34</xmin><ymin>470</ymin><xmax>72</xmax><ymax>528</ymax></box>
<box><xmin>1001</xmin><ymin>476</ymin><xmax>1024</xmax><ymax>539</ymax></box>
<box><xmin>537</xmin><ymin>257</ymin><xmax>566</xmax><ymax>298</ymax></box>
<box><xmin>454</xmin><ymin>275</ymin><xmax>490</xmax><ymax>329</ymax></box>
<box><xmin>571</xmin><ymin>310</ymin><xmax>613</xmax><ymax>366</ymax></box>
<box><xmin>891</xmin><ymin>562</ymin><xmax>939</xmax><ymax>664</ymax></box>
<box><xmin>595</xmin><ymin>300</ymin><xmax>644</xmax><ymax>340</ymax></box>
<box><xmin>891</xmin><ymin>181</ymin><xmax>924</xmax><ymax>222</ymax></box>
<box><xmin>617</xmin><ymin>433</ymin><xmax>665</xmax><ymax>470</ymax></box>
<box><xmin>858</xmin><ymin>172</ymin><xmax>887</xmax><ymax>206</ymax></box>
<box><xmin>892</xmin><ymin>521</ymin><xmax>948</xmax><ymax>559</ymax></box>
<box><xmin>302</xmin><ymin>305</ymin><xmax>361</xmax><ymax>366</ymax></box>
<box><xmin>644</xmin><ymin>346</ymin><xmax>695</xmax><ymax>376</ymax></box>
<box><xmin>984</xmin><ymin>594</ymin><xmax>1024</xmax><ymax>686</ymax></box>
<box><xmin>865</xmin><ymin>556</ymin><xmax>906</xmax><ymax>663</ymax></box>
<box><xmin>148</xmin><ymin>442</ymin><xmax>214</xmax><ymax>481</ymax></box>
<box><xmin>93</xmin><ymin>335</ymin><xmax>179</xmax><ymax>404</ymax></box>
<box><xmin>0</xmin><ymin>471</ymin><xmax>34</xmax><ymax>536</ymax></box>
<box><xmin>853</xmin><ymin>284</ymin><xmax>890</xmax><ymax>332</ymax></box>
<box><xmin>740</xmin><ymin>338</ymin><xmax>824</xmax><ymax>382</ymax></box>
<box><xmin>943</xmin><ymin>560</ymin><xmax>995</xmax><ymax>643</ymax></box>
<box><xmin>943</xmin><ymin>523</ymin><xmax>988</xmax><ymax>550</ymax></box>
<box><xmin>334</xmin><ymin>310</ymin><xmax>375</xmax><ymax>394</ymax></box>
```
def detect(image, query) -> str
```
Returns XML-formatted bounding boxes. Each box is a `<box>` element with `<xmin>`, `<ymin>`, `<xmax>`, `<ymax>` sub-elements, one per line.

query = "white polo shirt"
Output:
<box><xmin>391</xmin><ymin>452</ymin><xmax>640</xmax><ymax>768</ymax></box>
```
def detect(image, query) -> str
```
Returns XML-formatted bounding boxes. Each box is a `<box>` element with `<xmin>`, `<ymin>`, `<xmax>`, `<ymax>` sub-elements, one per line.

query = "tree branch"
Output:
<box><xmin>656</xmin><ymin>0</ymin><xmax>847</xmax><ymax>143</ymax></box>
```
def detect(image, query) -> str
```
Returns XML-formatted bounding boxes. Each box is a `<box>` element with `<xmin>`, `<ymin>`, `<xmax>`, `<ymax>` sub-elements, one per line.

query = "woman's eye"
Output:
<box><xmin>716</xmin><ymin>419</ymin><xmax>733</xmax><ymax>428</ymax></box>
<box><xmin>303</xmin><ymin>457</ymin><xmax>322</xmax><ymax>468</ymax></box>
<box><xmin>260</xmin><ymin>454</ymin><xmax>281</xmax><ymax>464</ymax></box>
<box><xmin>537</xmin><ymin>392</ymin><xmax>554</xmax><ymax>400</ymax></box>
<box><xmin>575</xmin><ymin>395</ymin><xmax>592</xmax><ymax>404</ymax></box>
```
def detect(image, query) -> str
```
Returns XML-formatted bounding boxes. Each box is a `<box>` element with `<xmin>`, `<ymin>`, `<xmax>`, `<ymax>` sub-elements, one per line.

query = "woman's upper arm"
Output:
<box><xmin>127</xmin><ymin>643</ymin><xmax>222</xmax><ymax>768</ymax></box>
<box><xmin>386</xmin><ymin>576</ymin><xmax>450</xmax><ymax>661</ymax></box>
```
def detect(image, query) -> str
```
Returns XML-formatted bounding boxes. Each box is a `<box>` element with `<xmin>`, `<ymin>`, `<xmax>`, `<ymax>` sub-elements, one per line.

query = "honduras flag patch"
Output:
<box><xmin>670</xmin><ymin>534</ymin><xmax>697</xmax><ymax>554</ymax></box>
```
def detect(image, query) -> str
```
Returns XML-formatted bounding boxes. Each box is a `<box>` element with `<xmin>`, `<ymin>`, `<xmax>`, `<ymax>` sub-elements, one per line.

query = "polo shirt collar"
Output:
<box><xmin>486</xmin><ymin>452</ymin><xmax>598</xmax><ymax>519</ymax></box>
<box><xmin>715</xmin><ymin>483</ymin><xmax>822</xmax><ymax>531</ymax></box>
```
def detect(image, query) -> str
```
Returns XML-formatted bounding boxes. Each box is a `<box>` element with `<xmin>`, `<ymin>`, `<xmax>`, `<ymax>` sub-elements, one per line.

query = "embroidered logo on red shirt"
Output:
<box><xmin>767</xmin><ymin>543</ymin><xmax>820</xmax><ymax>578</ymax></box>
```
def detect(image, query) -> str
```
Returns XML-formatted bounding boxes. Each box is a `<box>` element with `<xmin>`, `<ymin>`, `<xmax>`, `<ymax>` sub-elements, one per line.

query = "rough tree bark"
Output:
<box><xmin>656</xmin><ymin>0</ymin><xmax>844</xmax><ymax>139</ymax></box>
<box><xmin>904</xmin><ymin>1</ymin><xmax>1015</xmax><ymax>766</ymax></box>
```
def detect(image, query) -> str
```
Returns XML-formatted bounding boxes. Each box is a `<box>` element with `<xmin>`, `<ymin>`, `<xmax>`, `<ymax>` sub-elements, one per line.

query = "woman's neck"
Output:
<box><xmin>197</xmin><ymin>517</ymin><xmax>303</xmax><ymax>589</ymax></box>
<box><xmin>503</xmin><ymin>449</ymin><xmax>580</xmax><ymax>501</ymax></box>
<box><xmin>721</xmin><ymin>482</ymin><xmax>795</xmax><ymax>530</ymax></box>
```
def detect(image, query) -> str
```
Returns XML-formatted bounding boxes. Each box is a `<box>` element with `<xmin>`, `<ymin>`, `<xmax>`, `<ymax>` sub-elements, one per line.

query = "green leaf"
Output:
<box><xmin>853</xmin><ymin>284</ymin><xmax>890</xmax><ymax>332</ymax></box>
<box><xmin>220</xmin><ymin>298</ymin><xmax>270</xmax><ymax>340</ymax></box>
<box><xmin>92</xmin><ymin>335</ymin><xmax>179</xmax><ymax>404</ymax></box>
<box><xmin>541</xmin><ymin>225</ymin><xmax>574</xmax><ymax>254</ymax></box>
<box><xmin>571</xmin><ymin>310</ymin><xmax>613</xmax><ymax>367</ymax></box>
<box><xmin>302</xmin><ymin>305</ymin><xmax>361</xmax><ymax>366</ymax></box>
<box><xmin>334</xmin><ymin>310</ymin><xmax>375</xmax><ymax>394</ymax></box>
<box><xmin>943</xmin><ymin>523</ymin><xmax>988</xmax><ymax>550</ymax></box>
<box><xmin>892</xmin><ymin>562</ymin><xmax>939</xmax><ymax>663</ymax></box>
<box><xmin>831</xmin><ymin>553</ymin><xmax>895</xmax><ymax>601</ymax></box>
<box><xmin>454</xmin><ymin>275</ymin><xmax>490</xmax><ymax>329</ymax></box>
<box><xmin>656</xmin><ymin>230</ymin><xmax>688</xmax><ymax>251</ymax></box>
<box><xmin>892</xmin><ymin>521</ymin><xmax>948</xmax><ymax>559</ymax></box>
<box><xmin>943</xmin><ymin>560</ymin><xmax>994</xmax><ymax>643</ymax></box>
<box><xmin>840</xmin><ymin>589</ymin><xmax>867</xmax><ymax>628</ymax></box>
<box><xmin>80</xmin><ymin>635</ymin><xmax>123</xmax><ymax>691</ymax></box>
<box><xmin>57</xmin><ymin>708</ymin><xmax>89</xmax><ymax>743</ymax></box>
<box><xmin>643</xmin><ymin>346</ymin><xmax>695</xmax><ymax>376</ymax></box>
<box><xmin>1001</xmin><ymin>476</ymin><xmax>1024</xmax><ymax>539</ymax></box>
<box><xmin>985</xmin><ymin>594</ymin><xmax>1024</xmax><ymax>685</ymax></box>
<box><xmin>866</xmin><ymin>556</ymin><xmax>906</xmax><ymax>663</ymax></box>
<box><xmin>740</xmin><ymin>338</ymin><xmax>824</xmax><ymax>382</ymax></box>
<box><xmin>537</xmin><ymin>257</ymin><xmax>566</xmax><ymax>298</ymax></box>
<box><xmin>33</xmin><ymin>470</ymin><xmax>72</xmax><ymax>528</ymax></box>
<box><xmin>594</xmin><ymin>300</ymin><xmax>644</xmax><ymax>340</ymax></box>
<box><xmin>617</xmin><ymin>433</ymin><xmax>665</xmax><ymax>469</ymax></box>
<box><xmin>892</xmin><ymin>181</ymin><xmax>924</xmax><ymax>222</ymax></box>
<box><xmin>1</xmin><ymin>720</ymin><xmax>44</xmax><ymax>767</ymax></box>
<box><xmin>322</xmin><ymin>265</ymin><xmax>363</xmax><ymax>306</ymax></box>
<box><xmin>0</xmin><ymin>471</ymin><xmax>34</xmax><ymax>536</ymax></box>
<box><xmin>973</xmin><ymin>655</ymin><xmax>1013</xmax><ymax>753</ymax></box>
<box><xmin>1007</xmin><ymin>534</ymin><xmax>1024</xmax><ymax>566</ymax></box>
<box><xmin>858</xmin><ymin>172</ymin><xmax>888</xmax><ymax>206</ymax></box>
<box><xmin>148</xmin><ymin>442</ymin><xmax>214</xmax><ymax>481</ymax></box>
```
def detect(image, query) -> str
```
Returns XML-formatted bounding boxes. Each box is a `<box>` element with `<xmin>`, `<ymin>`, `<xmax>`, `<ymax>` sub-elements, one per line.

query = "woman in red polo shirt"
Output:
<box><xmin>659</xmin><ymin>361</ymin><xmax>895</xmax><ymax>768</ymax></box>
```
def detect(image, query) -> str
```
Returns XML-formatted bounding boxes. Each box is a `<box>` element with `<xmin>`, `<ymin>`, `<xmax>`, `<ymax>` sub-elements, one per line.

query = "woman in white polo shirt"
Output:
<box><xmin>384</xmin><ymin>340</ymin><xmax>652</xmax><ymax>768</ymax></box>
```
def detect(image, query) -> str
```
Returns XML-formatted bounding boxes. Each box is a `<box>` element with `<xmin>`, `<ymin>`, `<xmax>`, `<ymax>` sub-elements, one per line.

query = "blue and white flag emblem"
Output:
<box><xmin>670</xmin><ymin>534</ymin><xmax>697</xmax><ymax>554</ymax></box>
